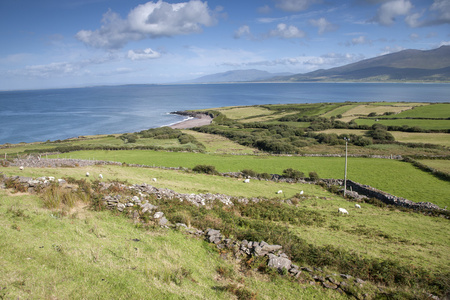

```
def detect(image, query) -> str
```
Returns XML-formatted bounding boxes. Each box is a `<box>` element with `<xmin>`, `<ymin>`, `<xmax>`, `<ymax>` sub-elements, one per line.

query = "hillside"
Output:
<box><xmin>270</xmin><ymin>46</ymin><xmax>450</xmax><ymax>82</ymax></box>
<box><xmin>185</xmin><ymin>69</ymin><xmax>293</xmax><ymax>83</ymax></box>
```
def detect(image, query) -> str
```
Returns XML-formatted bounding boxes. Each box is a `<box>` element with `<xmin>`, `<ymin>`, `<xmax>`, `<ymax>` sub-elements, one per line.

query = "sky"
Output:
<box><xmin>0</xmin><ymin>0</ymin><xmax>449</xmax><ymax>90</ymax></box>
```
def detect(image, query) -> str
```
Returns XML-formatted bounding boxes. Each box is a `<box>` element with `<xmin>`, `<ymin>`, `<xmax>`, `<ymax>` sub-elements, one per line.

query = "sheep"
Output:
<box><xmin>99</xmin><ymin>174</ymin><xmax>103</xmax><ymax>179</ymax></box>
<box><xmin>338</xmin><ymin>208</ymin><xmax>349</xmax><ymax>215</ymax></box>
<box><xmin>86</xmin><ymin>172</ymin><xmax>90</xmax><ymax>177</ymax></box>
<box><xmin>355</xmin><ymin>204</ymin><xmax>361</xmax><ymax>209</ymax></box>
<box><xmin>244</xmin><ymin>179</ymin><xmax>250</xmax><ymax>183</ymax></box>
<box><xmin>19</xmin><ymin>166</ymin><xmax>24</xmax><ymax>171</ymax></box>
<box><xmin>299</xmin><ymin>190</ymin><xmax>304</xmax><ymax>195</ymax></box>
<box><xmin>152</xmin><ymin>178</ymin><xmax>157</xmax><ymax>182</ymax></box>
<box><xmin>277</xmin><ymin>190</ymin><xmax>283</xmax><ymax>194</ymax></box>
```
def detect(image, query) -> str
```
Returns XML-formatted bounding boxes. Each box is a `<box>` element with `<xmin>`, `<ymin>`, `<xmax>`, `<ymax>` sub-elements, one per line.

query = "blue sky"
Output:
<box><xmin>1</xmin><ymin>0</ymin><xmax>449</xmax><ymax>90</ymax></box>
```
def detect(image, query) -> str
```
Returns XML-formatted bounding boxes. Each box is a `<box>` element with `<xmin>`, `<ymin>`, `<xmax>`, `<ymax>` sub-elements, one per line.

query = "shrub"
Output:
<box><xmin>282</xmin><ymin>168</ymin><xmax>304</xmax><ymax>179</ymax></box>
<box><xmin>192</xmin><ymin>164</ymin><xmax>218</xmax><ymax>175</ymax></box>
<box><xmin>309</xmin><ymin>171</ymin><xmax>319</xmax><ymax>181</ymax></box>
<box><xmin>368</xmin><ymin>112</ymin><xmax>377</xmax><ymax>117</ymax></box>
<box><xmin>242</xmin><ymin>169</ymin><xmax>257</xmax><ymax>178</ymax></box>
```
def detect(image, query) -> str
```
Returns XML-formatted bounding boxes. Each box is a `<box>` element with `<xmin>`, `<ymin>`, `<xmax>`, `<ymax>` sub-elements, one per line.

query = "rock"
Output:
<box><xmin>57</xmin><ymin>179</ymin><xmax>66</xmax><ymax>184</ymax></box>
<box><xmin>158</xmin><ymin>217</ymin><xmax>168</xmax><ymax>226</ymax></box>
<box><xmin>267</xmin><ymin>254</ymin><xmax>292</xmax><ymax>272</ymax></box>
<box><xmin>322</xmin><ymin>282</ymin><xmax>338</xmax><ymax>289</ymax></box>
<box><xmin>117</xmin><ymin>203</ymin><xmax>125</xmax><ymax>212</ymax></box>
<box><xmin>153</xmin><ymin>212</ymin><xmax>164</xmax><ymax>219</ymax></box>
<box><xmin>261</xmin><ymin>244</ymin><xmax>283</xmax><ymax>253</ymax></box>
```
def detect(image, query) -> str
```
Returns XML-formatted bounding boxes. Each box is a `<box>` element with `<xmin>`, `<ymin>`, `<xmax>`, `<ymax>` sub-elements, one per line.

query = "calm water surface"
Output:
<box><xmin>1</xmin><ymin>83</ymin><xmax>449</xmax><ymax>144</ymax></box>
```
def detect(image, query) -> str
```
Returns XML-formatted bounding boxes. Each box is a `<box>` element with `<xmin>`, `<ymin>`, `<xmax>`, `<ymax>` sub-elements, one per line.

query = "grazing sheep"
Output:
<box><xmin>99</xmin><ymin>174</ymin><xmax>103</xmax><ymax>179</ymax></box>
<box><xmin>300</xmin><ymin>190</ymin><xmax>304</xmax><ymax>195</ymax></box>
<box><xmin>277</xmin><ymin>190</ymin><xmax>283</xmax><ymax>194</ymax></box>
<box><xmin>86</xmin><ymin>172</ymin><xmax>90</xmax><ymax>177</ymax></box>
<box><xmin>355</xmin><ymin>204</ymin><xmax>361</xmax><ymax>209</ymax></box>
<box><xmin>19</xmin><ymin>166</ymin><xmax>24</xmax><ymax>170</ymax></box>
<box><xmin>244</xmin><ymin>179</ymin><xmax>250</xmax><ymax>183</ymax></box>
<box><xmin>338</xmin><ymin>208</ymin><xmax>349</xmax><ymax>215</ymax></box>
<box><xmin>48</xmin><ymin>176</ymin><xmax>55</xmax><ymax>181</ymax></box>
<box><xmin>152</xmin><ymin>178</ymin><xmax>157</xmax><ymax>182</ymax></box>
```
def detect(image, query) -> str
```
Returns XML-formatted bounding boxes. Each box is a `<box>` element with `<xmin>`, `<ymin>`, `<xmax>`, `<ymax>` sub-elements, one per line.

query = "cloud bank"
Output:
<box><xmin>76</xmin><ymin>0</ymin><xmax>217</xmax><ymax>49</ymax></box>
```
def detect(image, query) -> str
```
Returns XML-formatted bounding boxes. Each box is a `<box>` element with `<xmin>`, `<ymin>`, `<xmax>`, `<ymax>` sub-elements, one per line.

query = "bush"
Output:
<box><xmin>309</xmin><ymin>171</ymin><xmax>319</xmax><ymax>181</ymax></box>
<box><xmin>282</xmin><ymin>168</ymin><xmax>304</xmax><ymax>179</ymax></box>
<box><xmin>242</xmin><ymin>169</ymin><xmax>257</xmax><ymax>178</ymax></box>
<box><xmin>192</xmin><ymin>165</ymin><xmax>218</xmax><ymax>175</ymax></box>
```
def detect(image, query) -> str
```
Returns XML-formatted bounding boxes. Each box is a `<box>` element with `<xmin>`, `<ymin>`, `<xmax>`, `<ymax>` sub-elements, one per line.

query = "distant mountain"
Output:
<box><xmin>186</xmin><ymin>69</ymin><xmax>293</xmax><ymax>83</ymax></box>
<box><xmin>269</xmin><ymin>46</ymin><xmax>450</xmax><ymax>82</ymax></box>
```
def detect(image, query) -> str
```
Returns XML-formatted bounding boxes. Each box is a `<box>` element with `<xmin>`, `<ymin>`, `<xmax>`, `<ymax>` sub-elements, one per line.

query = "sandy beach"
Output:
<box><xmin>169</xmin><ymin>114</ymin><xmax>213</xmax><ymax>129</ymax></box>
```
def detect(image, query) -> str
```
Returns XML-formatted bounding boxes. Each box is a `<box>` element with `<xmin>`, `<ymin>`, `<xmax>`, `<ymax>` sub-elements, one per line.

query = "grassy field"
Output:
<box><xmin>1</xmin><ymin>189</ymin><xmax>344</xmax><ymax>299</ymax></box>
<box><xmin>321</xmin><ymin>104</ymin><xmax>360</xmax><ymax>118</ymax></box>
<box><xmin>318</xmin><ymin>129</ymin><xmax>450</xmax><ymax>147</ymax></box>
<box><xmin>182</xmin><ymin>130</ymin><xmax>259</xmax><ymax>154</ymax></box>
<box><xmin>214</xmin><ymin>106</ymin><xmax>274</xmax><ymax>119</ymax></box>
<box><xmin>341</xmin><ymin>104</ymin><xmax>416</xmax><ymax>118</ymax></box>
<box><xmin>46</xmin><ymin>150</ymin><xmax>450</xmax><ymax>207</ymax></box>
<box><xmin>355</xmin><ymin>118</ymin><xmax>450</xmax><ymax>130</ymax></box>
<box><xmin>378</xmin><ymin>103</ymin><xmax>450</xmax><ymax>119</ymax></box>
<box><xmin>417</xmin><ymin>159</ymin><xmax>450</xmax><ymax>174</ymax></box>
<box><xmin>1</xmin><ymin>165</ymin><xmax>449</xmax><ymax>299</ymax></box>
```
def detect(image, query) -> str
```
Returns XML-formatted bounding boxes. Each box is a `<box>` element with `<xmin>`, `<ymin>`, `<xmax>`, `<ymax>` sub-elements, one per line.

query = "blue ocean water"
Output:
<box><xmin>1</xmin><ymin>83</ymin><xmax>449</xmax><ymax>144</ymax></box>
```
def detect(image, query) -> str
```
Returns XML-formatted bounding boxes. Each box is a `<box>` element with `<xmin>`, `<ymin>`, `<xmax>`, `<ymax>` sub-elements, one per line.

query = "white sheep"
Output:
<box><xmin>277</xmin><ymin>190</ymin><xmax>283</xmax><ymax>194</ymax></box>
<box><xmin>338</xmin><ymin>208</ymin><xmax>349</xmax><ymax>215</ymax></box>
<box><xmin>19</xmin><ymin>166</ymin><xmax>24</xmax><ymax>171</ymax></box>
<box><xmin>86</xmin><ymin>172</ymin><xmax>90</xmax><ymax>177</ymax></box>
<box><xmin>300</xmin><ymin>190</ymin><xmax>304</xmax><ymax>195</ymax></box>
<box><xmin>355</xmin><ymin>204</ymin><xmax>361</xmax><ymax>209</ymax></box>
<box><xmin>244</xmin><ymin>179</ymin><xmax>250</xmax><ymax>183</ymax></box>
<box><xmin>152</xmin><ymin>178</ymin><xmax>157</xmax><ymax>182</ymax></box>
<box><xmin>99</xmin><ymin>174</ymin><xmax>103</xmax><ymax>179</ymax></box>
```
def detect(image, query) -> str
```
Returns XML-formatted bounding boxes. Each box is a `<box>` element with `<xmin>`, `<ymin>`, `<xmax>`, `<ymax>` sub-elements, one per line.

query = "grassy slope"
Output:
<box><xmin>47</xmin><ymin>151</ymin><xmax>450</xmax><ymax>207</ymax></box>
<box><xmin>1</xmin><ymin>166</ymin><xmax>448</xmax><ymax>288</ymax></box>
<box><xmin>355</xmin><ymin>118</ymin><xmax>450</xmax><ymax>130</ymax></box>
<box><xmin>0</xmin><ymin>190</ymin><xmax>341</xmax><ymax>299</ymax></box>
<box><xmin>378</xmin><ymin>103</ymin><xmax>450</xmax><ymax>119</ymax></box>
<box><xmin>417</xmin><ymin>159</ymin><xmax>450</xmax><ymax>174</ymax></box>
<box><xmin>181</xmin><ymin>130</ymin><xmax>258</xmax><ymax>154</ymax></box>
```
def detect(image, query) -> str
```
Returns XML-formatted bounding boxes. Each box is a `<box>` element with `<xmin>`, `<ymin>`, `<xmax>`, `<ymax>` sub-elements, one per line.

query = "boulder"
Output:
<box><xmin>267</xmin><ymin>254</ymin><xmax>291</xmax><ymax>272</ymax></box>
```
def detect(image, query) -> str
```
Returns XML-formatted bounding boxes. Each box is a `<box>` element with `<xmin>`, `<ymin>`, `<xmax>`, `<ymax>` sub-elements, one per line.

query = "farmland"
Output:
<box><xmin>1</xmin><ymin>101</ymin><xmax>449</xmax><ymax>299</ymax></box>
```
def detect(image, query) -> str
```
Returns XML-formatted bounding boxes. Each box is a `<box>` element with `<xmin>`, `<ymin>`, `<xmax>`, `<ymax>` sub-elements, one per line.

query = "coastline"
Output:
<box><xmin>169</xmin><ymin>113</ymin><xmax>213</xmax><ymax>129</ymax></box>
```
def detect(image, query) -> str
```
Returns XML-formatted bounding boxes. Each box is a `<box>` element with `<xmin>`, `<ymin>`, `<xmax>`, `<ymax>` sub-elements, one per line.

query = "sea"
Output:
<box><xmin>1</xmin><ymin>83</ymin><xmax>449</xmax><ymax>145</ymax></box>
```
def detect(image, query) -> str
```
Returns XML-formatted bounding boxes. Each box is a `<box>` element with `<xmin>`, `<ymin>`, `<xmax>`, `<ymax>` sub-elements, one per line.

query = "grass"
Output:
<box><xmin>181</xmin><ymin>130</ymin><xmax>258</xmax><ymax>154</ymax></box>
<box><xmin>321</xmin><ymin>104</ymin><xmax>360</xmax><ymax>118</ymax></box>
<box><xmin>42</xmin><ymin>151</ymin><xmax>450</xmax><ymax>207</ymax></box>
<box><xmin>317</xmin><ymin>129</ymin><xmax>450</xmax><ymax>147</ymax></box>
<box><xmin>417</xmin><ymin>159</ymin><xmax>450</xmax><ymax>174</ymax></box>
<box><xmin>342</xmin><ymin>104</ymin><xmax>416</xmax><ymax>118</ymax></box>
<box><xmin>0</xmin><ymin>187</ymin><xmax>349</xmax><ymax>299</ymax></box>
<box><xmin>355</xmin><ymin>118</ymin><xmax>450</xmax><ymax>130</ymax></box>
<box><xmin>215</xmin><ymin>106</ymin><xmax>274</xmax><ymax>120</ymax></box>
<box><xmin>378</xmin><ymin>103</ymin><xmax>450</xmax><ymax>119</ymax></box>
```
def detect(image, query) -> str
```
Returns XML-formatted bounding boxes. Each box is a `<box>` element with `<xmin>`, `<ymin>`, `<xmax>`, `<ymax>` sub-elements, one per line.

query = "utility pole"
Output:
<box><xmin>344</xmin><ymin>137</ymin><xmax>349</xmax><ymax>197</ymax></box>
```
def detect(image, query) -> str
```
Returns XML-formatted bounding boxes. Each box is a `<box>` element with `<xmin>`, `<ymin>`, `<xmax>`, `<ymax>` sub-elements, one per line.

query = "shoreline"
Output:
<box><xmin>169</xmin><ymin>113</ymin><xmax>213</xmax><ymax>129</ymax></box>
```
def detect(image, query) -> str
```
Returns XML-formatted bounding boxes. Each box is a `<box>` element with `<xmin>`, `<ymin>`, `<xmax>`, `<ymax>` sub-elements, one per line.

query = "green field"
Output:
<box><xmin>48</xmin><ymin>150</ymin><xmax>450</xmax><ymax>207</ymax></box>
<box><xmin>417</xmin><ymin>159</ymin><xmax>450</xmax><ymax>174</ymax></box>
<box><xmin>355</xmin><ymin>118</ymin><xmax>450</xmax><ymax>130</ymax></box>
<box><xmin>378</xmin><ymin>103</ymin><xmax>450</xmax><ymax>119</ymax></box>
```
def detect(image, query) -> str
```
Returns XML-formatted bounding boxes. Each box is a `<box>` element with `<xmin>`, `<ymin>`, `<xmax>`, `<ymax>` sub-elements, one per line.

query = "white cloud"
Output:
<box><xmin>76</xmin><ymin>0</ymin><xmax>217</xmax><ymax>49</ymax></box>
<box><xmin>309</xmin><ymin>17</ymin><xmax>338</xmax><ymax>34</ymax></box>
<box><xmin>371</xmin><ymin>0</ymin><xmax>413</xmax><ymax>26</ymax></box>
<box><xmin>346</xmin><ymin>35</ymin><xmax>373</xmax><ymax>46</ymax></box>
<box><xmin>274</xmin><ymin>0</ymin><xmax>321</xmax><ymax>12</ymax></box>
<box><xmin>234</xmin><ymin>25</ymin><xmax>252</xmax><ymax>39</ymax></box>
<box><xmin>127</xmin><ymin>48</ymin><xmax>161</xmax><ymax>60</ymax></box>
<box><xmin>258</xmin><ymin>5</ymin><xmax>272</xmax><ymax>14</ymax></box>
<box><xmin>409</xmin><ymin>33</ymin><xmax>420</xmax><ymax>40</ymax></box>
<box><xmin>269</xmin><ymin>23</ymin><xmax>306</xmax><ymax>39</ymax></box>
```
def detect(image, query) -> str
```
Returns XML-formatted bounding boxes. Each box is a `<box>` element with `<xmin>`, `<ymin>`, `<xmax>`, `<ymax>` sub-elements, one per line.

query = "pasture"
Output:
<box><xmin>355</xmin><ymin>118</ymin><xmax>450</xmax><ymax>130</ymax></box>
<box><xmin>48</xmin><ymin>150</ymin><xmax>450</xmax><ymax>208</ymax></box>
